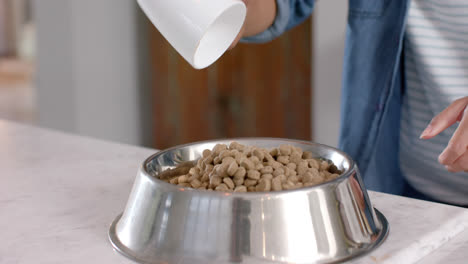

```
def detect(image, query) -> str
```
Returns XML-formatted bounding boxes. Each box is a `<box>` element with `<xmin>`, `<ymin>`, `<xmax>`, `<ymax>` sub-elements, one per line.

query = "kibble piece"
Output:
<box><xmin>282</xmin><ymin>181</ymin><xmax>295</xmax><ymax>190</ymax></box>
<box><xmin>223</xmin><ymin>177</ymin><xmax>235</xmax><ymax>189</ymax></box>
<box><xmin>277</xmin><ymin>155</ymin><xmax>290</xmax><ymax>165</ymax></box>
<box><xmin>270</xmin><ymin>148</ymin><xmax>278</xmax><ymax>157</ymax></box>
<box><xmin>279</xmin><ymin>145</ymin><xmax>292</xmax><ymax>156</ymax></box>
<box><xmin>261</xmin><ymin>166</ymin><xmax>273</xmax><ymax>174</ymax></box>
<box><xmin>247</xmin><ymin>186</ymin><xmax>256</xmax><ymax>192</ymax></box>
<box><xmin>208</xmin><ymin>170</ymin><xmax>217</xmax><ymax>179</ymax></box>
<box><xmin>234</xmin><ymin>186</ymin><xmax>247</xmax><ymax>192</ymax></box>
<box><xmin>270</xmin><ymin>161</ymin><xmax>282</xmax><ymax>170</ymax></box>
<box><xmin>205</xmin><ymin>164</ymin><xmax>214</xmax><ymax>173</ymax></box>
<box><xmin>255</xmin><ymin>163</ymin><xmax>264</xmax><ymax>171</ymax></box>
<box><xmin>286</xmin><ymin>163</ymin><xmax>297</xmax><ymax>171</ymax></box>
<box><xmin>309</xmin><ymin>167</ymin><xmax>321</xmax><ymax>177</ymax></box>
<box><xmin>213</xmin><ymin>144</ymin><xmax>228</xmax><ymax>154</ymax></box>
<box><xmin>169</xmin><ymin>177</ymin><xmax>179</xmax><ymax>184</ymax></box>
<box><xmin>178</xmin><ymin>175</ymin><xmax>189</xmax><ymax>184</ymax></box>
<box><xmin>264</xmin><ymin>153</ymin><xmax>275</xmax><ymax>162</ymax></box>
<box><xmin>210</xmin><ymin>175</ymin><xmax>222</xmax><ymax>186</ymax></box>
<box><xmin>229</xmin><ymin>141</ymin><xmax>243</xmax><ymax>151</ymax></box>
<box><xmin>222</xmin><ymin>156</ymin><xmax>235</xmax><ymax>165</ymax></box>
<box><xmin>261</xmin><ymin>173</ymin><xmax>273</xmax><ymax>180</ymax></box>
<box><xmin>201</xmin><ymin>173</ymin><xmax>209</xmax><ymax>182</ymax></box>
<box><xmin>189</xmin><ymin>167</ymin><xmax>199</xmax><ymax>175</ymax></box>
<box><xmin>329</xmin><ymin>173</ymin><xmax>340</xmax><ymax>180</ymax></box>
<box><xmin>289</xmin><ymin>175</ymin><xmax>299</xmax><ymax>183</ymax></box>
<box><xmin>272</xmin><ymin>177</ymin><xmax>283</xmax><ymax>191</ymax></box>
<box><xmin>320</xmin><ymin>160</ymin><xmax>330</xmax><ymax>171</ymax></box>
<box><xmin>204</xmin><ymin>155</ymin><xmax>214</xmax><ymax>165</ymax></box>
<box><xmin>234</xmin><ymin>151</ymin><xmax>243</xmax><ymax>164</ymax></box>
<box><xmin>219</xmin><ymin>164</ymin><xmax>231</xmax><ymax>177</ymax></box>
<box><xmin>303</xmin><ymin>172</ymin><xmax>315</xmax><ymax>183</ymax></box>
<box><xmin>190</xmin><ymin>172</ymin><xmax>201</xmax><ymax>180</ymax></box>
<box><xmin>307</xmin><ymin>159</ymin><xmax>320</xmax><ymax>169</ymax></box>
<box><xmin>187</xmin><ymin>174</ymin><xmax>196</xmax><ymax>182</ymax></box>
<box><xmin>288</xmin><ymin>168</ymin><xmax>297</xmax><ymax>177</ymax></box>
<box><xmin>234</xmin><ymin>167</ymin><xmax>246</xmax><ymax>178</ymax></box>
<box><xmin>302</xmin><ymin>151</ymin><xmax>313</xmax><ymax>159</ymax></box>
<box><xmin>202</xmin><ymin>149</ymin><xmax>212</xmax><ymax>158</ymax></box>
<box><xmin>328</xmin><ymin>164</ymin><xmax>340</xmax><ymax>174</ymax></box>
<box><xmin>292</xmin><ymin>146</ymin><xmax>303</xmax><ymax>156</ymax></box>
<box><xmin>191</xmin><ymin>179</ymin><xmax>202</xmax><ymax>188</ymax></box>
<box><xmin>213</xmin><ymin>156</ymin><xmax>222</xmax><ymax>164</ymax></box>
<box><xmin>256</xmin><ymin>178</ymin><xmax>272</xmax><ymax>192</ymax></box>
<box><xmin>199</xmin><ymin>160</ymin><xmax>207</xmax><ymax>170</ymax></box>
<box><xmin>233</xmin><ymin>176</ymin><xmax>244</xmax><ymax>186</ymax></box>
<box><xmin>219</xmin><ymin>150</ymin><xmax>232</xmax><ymax>160</ymax></box>
<box><xmin>227</xmin><ymin>162</ymin><xmax>239</xmax><ymax>176</ymax></box>
<box><xmin>178</xmin><ymin>183</ymin><xmax>191</xmax><ymax>188</ymax></box>
<box><xmin>290</xmin><ymin>152</ymin><xmax>302</xmax><ymax>164</ymax></box>
<box><xmin>247</xmin><ymin>170</ymin><xmax>261</xmax><ymax>180</ymax></box>
<box><xmin>197</xmin><ymin>158</ymin><xmax>204</xmax><ymax>168</ymax></box>
<box><xmin>243</xmin><ymin>146</ymin><xmax>253</xmax><ymax>157</ymax></box>
<box><xmin>297</xmin><ymin>161</ymin><xmax>308</xmax><ymax>175</ymax></box>
<box><xmin>272</xmin><ymin>167</ymin><xmax>285</xmax><ymax>177</ymax></box>
<box><xmin>278</xmin><ymin>174</ymin><xmax>287</xmax><ymax>183</ymax></box>
<box><xmin>252</xmin><ymin>149</ymin><xmax>265</xmax><ymax>161</ymax></box>
<box><xmin>240</xmin><ymin>157</ymin><xmax>255</xmax><ymax>170</ymax></box>
<box><xmin>215</xmin><ymin>184</ymin><xmax>229</xmax><ymax>191</ymax></box>
<box><xmin>322</xmin><ymin>171</ymin><xmax>332</xmax><ymax>180</ymax></box>
<box><xmin>310</xmin><ymin>176</ymin><xmax>326</xmax><ymax>185</ymax></box>
<box><xmin>244</xmin><ymin>179</ymin><xmax>258</xmax><ymax>187</ymax></box>
<box><xmin>321</xmin><ymin>170</ymin><xmax>331</xmax><ymax>179</ymax></box>
<box><xmin>249</xmin><ymin>156</ymin><xmax>260</xmax><ymax>165</ymax></box>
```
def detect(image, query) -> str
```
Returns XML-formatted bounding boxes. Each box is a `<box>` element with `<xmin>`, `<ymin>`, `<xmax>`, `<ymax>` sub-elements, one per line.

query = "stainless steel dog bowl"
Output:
<box><xmin>109</xmin><ymin>138</ymin><xmax>388</xmax><ymax>264</ymax></box>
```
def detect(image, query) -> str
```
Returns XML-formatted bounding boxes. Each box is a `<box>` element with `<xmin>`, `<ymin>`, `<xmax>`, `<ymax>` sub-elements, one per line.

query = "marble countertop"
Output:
<box><xmin>1</xmin><ymin>120</ymin><xmax>467</xmax><ymax>264</ymax></box>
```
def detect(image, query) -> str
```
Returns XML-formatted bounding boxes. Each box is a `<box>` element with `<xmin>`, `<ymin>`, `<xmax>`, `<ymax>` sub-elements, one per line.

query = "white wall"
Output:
<box><xmin>33</xmin><ymin>0</ymin><xmax>152</xmax><ymax>146</ymax></box>
<box><xmin>312</xmin><ymin>1</ymin><xmax>348</xmax><ymax>147</ymax></box>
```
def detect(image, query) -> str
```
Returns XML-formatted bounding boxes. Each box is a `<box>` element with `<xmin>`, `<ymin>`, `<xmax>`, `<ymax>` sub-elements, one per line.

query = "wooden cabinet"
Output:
<box><xmin>150</xmin><ymin>19</ymin><xmax>312</xmax><ymax>149</ymax></box>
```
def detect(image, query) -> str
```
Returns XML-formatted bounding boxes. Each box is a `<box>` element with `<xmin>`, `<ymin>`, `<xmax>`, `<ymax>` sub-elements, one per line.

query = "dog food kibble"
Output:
<box><xmin>158</xmin><ymin>142</ymin><xmax>343</xmax><ymax>192</ymax></box>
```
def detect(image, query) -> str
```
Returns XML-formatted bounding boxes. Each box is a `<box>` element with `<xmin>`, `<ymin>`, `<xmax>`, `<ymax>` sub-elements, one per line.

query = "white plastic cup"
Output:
<box><xmin>137</xmin><ymin>0</ymin><xmax>247</xmax><ymax>69</ymax></box>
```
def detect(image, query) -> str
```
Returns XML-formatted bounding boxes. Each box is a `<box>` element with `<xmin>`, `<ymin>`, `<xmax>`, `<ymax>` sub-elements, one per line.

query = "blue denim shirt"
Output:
<box><xmin>243</xmin><ymin>0</ymin><xmax>410</xmax><ymax>195</ymax></box>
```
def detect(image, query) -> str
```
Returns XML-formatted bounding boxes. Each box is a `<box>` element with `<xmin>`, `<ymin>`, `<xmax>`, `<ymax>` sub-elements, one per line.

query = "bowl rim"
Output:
<box><xmin>141</xmin><ymin>137</ymin><xmax>357</xmax><ymax>198</ymax></box>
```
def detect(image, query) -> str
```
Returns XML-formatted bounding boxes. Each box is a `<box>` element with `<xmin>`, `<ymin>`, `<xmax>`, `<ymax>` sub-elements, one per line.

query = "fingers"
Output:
<box><xmin>439</xmin><ymin>111</ymin><xmax>468</xmax><ymax>166</ymax></box>
<box><xmin>445</xmin><ymin>151</ymin><xmax>468</xmax><ymax>173</ymax></box>
<box><xmin>420</xmin><ymin>97</ymin><xmax>468</xmax><ymax>139</ymax></box>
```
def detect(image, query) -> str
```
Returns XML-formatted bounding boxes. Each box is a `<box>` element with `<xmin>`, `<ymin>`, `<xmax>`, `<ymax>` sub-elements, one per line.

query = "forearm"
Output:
<box><xmin>242</xmin><ymin>0</ymin><xmax>277</xmax><ymax>37</ymax></box>
<box><xmin>235</xmin><ymin>0</ymin><xmax>314</xmax><ymax>45</ymax></box>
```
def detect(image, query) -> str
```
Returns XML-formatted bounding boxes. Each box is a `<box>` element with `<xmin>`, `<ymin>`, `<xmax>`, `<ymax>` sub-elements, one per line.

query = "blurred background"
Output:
<box><xmin>0</xmin><ymin>0</ymin><xmax>347</xmax><ymax>150</ymax></box>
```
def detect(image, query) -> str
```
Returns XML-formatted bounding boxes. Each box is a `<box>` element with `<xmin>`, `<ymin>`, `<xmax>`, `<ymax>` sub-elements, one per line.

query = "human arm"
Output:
<box><xmin>231</xmin><ymin>0</ymin><xmax>315</xmax><ymax>47</ymax></box>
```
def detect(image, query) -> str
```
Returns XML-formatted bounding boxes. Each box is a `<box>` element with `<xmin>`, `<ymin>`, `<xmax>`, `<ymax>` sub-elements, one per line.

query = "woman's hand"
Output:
<box><xmin>420</xmin><ymin>97</ymin><xmax>468</xmax><ymax>172</ymax></box>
